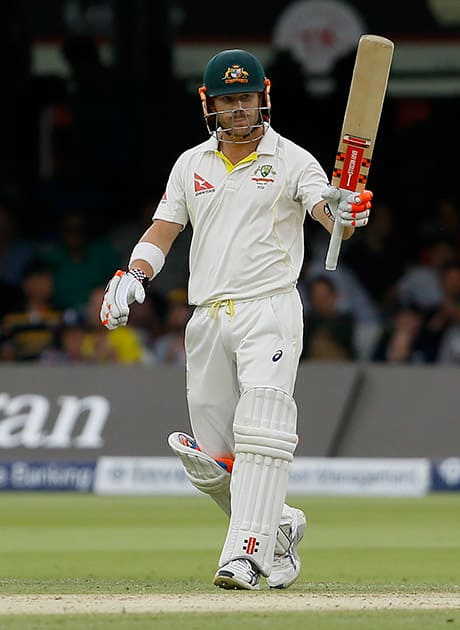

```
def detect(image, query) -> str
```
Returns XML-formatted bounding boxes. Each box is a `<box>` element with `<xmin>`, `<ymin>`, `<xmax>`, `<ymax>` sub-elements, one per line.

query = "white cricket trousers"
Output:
<box><xmin>184</xmin><ymin>289</ymin><xmax>303</xmax><ymax>460</ymax></box>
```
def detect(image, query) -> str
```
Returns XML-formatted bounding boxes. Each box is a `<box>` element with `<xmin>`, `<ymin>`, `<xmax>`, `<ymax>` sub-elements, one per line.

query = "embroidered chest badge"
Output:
<box><xmin>251</xmin><ymin>164</ymin><xmax>276</xmax><ymax>189</ymax></box>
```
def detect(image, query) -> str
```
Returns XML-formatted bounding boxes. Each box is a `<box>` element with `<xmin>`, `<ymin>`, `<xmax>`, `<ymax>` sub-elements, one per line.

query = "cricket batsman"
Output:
<box><xmin>101</xmin><ymin>49</ymin><xmax>372</xmax><ymax>589</ymax></box>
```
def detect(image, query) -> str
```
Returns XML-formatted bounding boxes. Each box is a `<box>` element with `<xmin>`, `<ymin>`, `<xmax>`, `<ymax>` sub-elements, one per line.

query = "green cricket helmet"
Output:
<box><xmin>202</xmin><ymin>49</ymin><xmax>267</xmax><ymax>97</ymax></box>
<box><xmin>198</xmin><ymin>49</ymin><xmax>272</xmax><ymax>141</ymax></box>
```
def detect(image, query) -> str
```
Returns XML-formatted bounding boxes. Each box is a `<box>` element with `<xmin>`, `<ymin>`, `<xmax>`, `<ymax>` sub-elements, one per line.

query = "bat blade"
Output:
<box><xmin>325</xmin><ymin>34</ymin><xmax>394</xmax><ymax>271</ymax></box>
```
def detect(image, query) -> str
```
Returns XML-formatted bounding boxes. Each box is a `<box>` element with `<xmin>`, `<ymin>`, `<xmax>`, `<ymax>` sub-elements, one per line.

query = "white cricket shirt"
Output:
<box><xmin>153</xmin><ymin>126</ymin><xmax>329</xmax><ymax>305</ymax></box>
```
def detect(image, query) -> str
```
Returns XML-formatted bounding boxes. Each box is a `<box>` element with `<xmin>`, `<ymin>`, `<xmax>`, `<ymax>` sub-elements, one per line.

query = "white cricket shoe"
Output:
<box><xmin>213</xmin><ymin>559</ymin><xmax>261</xmax><ymax>590</ymax></box>
<box><xmin>267</xmin><ymin>507</ymin><xmax>306</xmax><ymax>589</ymax></box>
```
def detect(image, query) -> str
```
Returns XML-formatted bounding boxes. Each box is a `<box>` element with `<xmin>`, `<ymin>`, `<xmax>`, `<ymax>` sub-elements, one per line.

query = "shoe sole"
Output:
<box><xmin>214</xmin><ymin>572</ymin><xmax>260</xmax><ymax>591</ymax></box>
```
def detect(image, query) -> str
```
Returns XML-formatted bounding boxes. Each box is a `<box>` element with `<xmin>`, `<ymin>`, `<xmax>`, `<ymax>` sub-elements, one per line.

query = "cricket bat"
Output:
<box><xmin>325</xmin><ymin>34</ymin><xmax>394</xmax><ymax>271</ymax></box>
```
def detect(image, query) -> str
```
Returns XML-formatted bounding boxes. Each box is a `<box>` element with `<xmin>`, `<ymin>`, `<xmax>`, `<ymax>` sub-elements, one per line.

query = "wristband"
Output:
<box><xmin>127</xmin><ymin>267</ymin><xmax>149</xmax><ymax>289</ymax></box>
<box><xmin>129</xmin><ymin>242</ymin><xmax>165</xmax><ymax>279</ymax></box>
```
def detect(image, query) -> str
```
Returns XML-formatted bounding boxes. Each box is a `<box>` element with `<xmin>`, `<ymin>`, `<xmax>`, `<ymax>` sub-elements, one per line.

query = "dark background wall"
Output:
<box><xmin>1</xmin><ymin>0</ymin><xmax>460</xmax><ymax>232</ymax></box>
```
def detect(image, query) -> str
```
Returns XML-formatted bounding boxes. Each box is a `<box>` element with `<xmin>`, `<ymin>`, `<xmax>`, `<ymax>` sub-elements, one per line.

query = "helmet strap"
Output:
<box><xmin>264</xmin><ymin>79</ymin><xmax>272</xmax><ymax>120</ymax></box>
<box><xmin>198</xmin><ymin>86</ymin><xmax>209</xmax><ymax>117</ymax></box>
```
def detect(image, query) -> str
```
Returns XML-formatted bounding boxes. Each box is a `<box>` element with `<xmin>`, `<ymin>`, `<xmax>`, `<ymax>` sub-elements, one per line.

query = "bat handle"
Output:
<box><xmin>325</xmin><ymin>220</ymin><xmax>344</xmax><ymax>271</ymax></box>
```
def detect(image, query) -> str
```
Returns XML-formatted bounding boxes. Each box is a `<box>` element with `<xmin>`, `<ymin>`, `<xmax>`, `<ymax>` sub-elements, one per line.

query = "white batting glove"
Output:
<box><xmin>321</xmin><ymin>186</ymin><xmax>373</xmax><ymax>227</ymax></box>
<box><xmin>100</xmin><ymin>269</ymin><xmax>147</xmax><ymax>330</ymax></box>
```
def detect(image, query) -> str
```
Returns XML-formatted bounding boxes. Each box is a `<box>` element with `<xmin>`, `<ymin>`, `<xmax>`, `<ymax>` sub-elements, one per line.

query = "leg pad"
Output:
<box><xmin>219</xmin><ymin>388</ymin><xmax>298</xmax><ymax>576</ymax></box>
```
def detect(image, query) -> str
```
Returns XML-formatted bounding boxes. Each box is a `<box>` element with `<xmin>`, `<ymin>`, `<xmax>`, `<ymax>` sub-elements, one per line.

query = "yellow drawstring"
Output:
<box><xmin>209</xmin><ymin>301</ymin><xmax>222</xmax><ymax>318</ymax></box>
<box><xmin>225</xmin><ymin>299</ymin><xmax>235</xmax><ymax>317</ymax></box>
<box><xmin>209</xmin><ymin>299</ymin><xmax>235</xmax><ymax>318</ymax></box>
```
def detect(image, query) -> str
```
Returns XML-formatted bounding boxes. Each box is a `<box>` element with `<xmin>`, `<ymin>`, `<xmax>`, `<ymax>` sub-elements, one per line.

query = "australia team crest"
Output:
<box><xmin>222</xmin><ymin>65</ymin><xmax>249</xmax><ymax>84</ymax></box>
<box><xmin>251</xmin><ymin>164</ymin><xmax>276</xmax><ymax>189</ymax></box>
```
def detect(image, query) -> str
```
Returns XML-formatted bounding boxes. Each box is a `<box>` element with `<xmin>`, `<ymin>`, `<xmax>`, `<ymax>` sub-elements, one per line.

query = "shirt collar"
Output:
<box><xmin>256</xmin><ymin>125</ymin><xmax>279</xmax><ymax>155</ymax></box>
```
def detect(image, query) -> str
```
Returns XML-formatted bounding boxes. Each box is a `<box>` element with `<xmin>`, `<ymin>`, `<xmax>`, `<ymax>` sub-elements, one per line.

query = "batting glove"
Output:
<box><xmin>321</xmin><ymin>186</ymin><xmax>373</xmax><ymax>227</ymax></box>
<box><xmin>100</xmin><ymin>269</ymin><xmax>147</xmax><ymax>330</ymax></box>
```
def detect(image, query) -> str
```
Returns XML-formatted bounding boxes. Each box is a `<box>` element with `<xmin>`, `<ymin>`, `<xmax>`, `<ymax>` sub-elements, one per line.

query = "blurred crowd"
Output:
<box><xmin>299</xmin><ymin>198</ymin><xmax>460</xmax><ymax>363</ymax></box>
<box><xmin>1</xmin><ymin>193</ymin><xmax>460</xmax><ymax>367</ymax></box>
<box><xmin>1</xmin><ymin>35</ymin><xmax>460</xmax><ymax>366</ymax></box>
<box><xmin>0</xmin><ymin>202</ymin><xmax>193</xmax><ymax>366</ymax></box>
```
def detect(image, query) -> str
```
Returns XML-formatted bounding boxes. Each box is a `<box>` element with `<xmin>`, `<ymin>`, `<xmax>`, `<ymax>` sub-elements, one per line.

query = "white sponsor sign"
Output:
<box><xmin>94</xmin><ymin>457</ymin><xmax>199</xmax><ymax>495</ymax></box>
<box><xmin>95</xmin><ymin>456</ymin><xmax>430</xmax><ymax>497</ymax></box>
<box><xmin>289</xmin><ymin>457</ymin><xmax>430</xmax><ymax>496</ymax></box>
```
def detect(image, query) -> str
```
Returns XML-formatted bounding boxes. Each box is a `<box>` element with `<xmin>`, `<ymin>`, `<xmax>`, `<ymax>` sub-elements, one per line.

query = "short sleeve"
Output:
<box><xmin>153</xmin><ymin>156</ymin><xmax>189</xmax><ymax>228</ymax></box>
<box><xmin>294</xmin><ymin>155</ymin><xmax>329</xmax><ymax>216</ymax></box>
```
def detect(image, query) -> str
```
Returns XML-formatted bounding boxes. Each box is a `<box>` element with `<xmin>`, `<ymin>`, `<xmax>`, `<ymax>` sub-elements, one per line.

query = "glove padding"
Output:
<box><xmin>321</xmin><ymin>186</ymin><xmax>373</xmax><ymax>227</ymax></box>
<box><xmin>100</xmin><ymin>270</ymin><xmax>146</xmax><ymax>330</ymax></box>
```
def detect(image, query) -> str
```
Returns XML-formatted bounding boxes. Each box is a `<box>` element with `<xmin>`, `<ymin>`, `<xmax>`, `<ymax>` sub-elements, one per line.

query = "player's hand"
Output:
<box><xmin>321</xmin><ymin>186</ymin><xmax>373</xmax><ymax>227</ymax></box>
<box><xmin>100</xmin><ymin>269</ymin><xmax>146</xmax><ymax>330</ymax></box>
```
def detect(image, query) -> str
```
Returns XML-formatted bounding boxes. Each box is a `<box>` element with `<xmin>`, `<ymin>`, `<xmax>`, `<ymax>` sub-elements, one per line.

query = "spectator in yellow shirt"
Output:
<box><xmin>82</xmin><ymin>286</ymin><xmax>150</xmax><ymax>363</ymax></box>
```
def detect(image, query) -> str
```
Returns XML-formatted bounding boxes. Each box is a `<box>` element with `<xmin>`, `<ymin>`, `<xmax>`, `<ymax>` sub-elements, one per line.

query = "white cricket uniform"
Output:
<box><xmin>153</xmin><ymin>125</ymin><xmax>328</xmax><ymax>459</ymax></box>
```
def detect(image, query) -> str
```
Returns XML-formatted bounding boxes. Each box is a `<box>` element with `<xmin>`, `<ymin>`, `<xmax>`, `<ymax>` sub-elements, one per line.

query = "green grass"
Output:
<box><xmin>0</xmin><ymin>493</ymin><xmax>459</xmax><ymax>628</ymax></box>
<box><xmin>0</xmin><ymin>494</ymin><xmax>459</xmax><ymax>593</ymax></box>
<box><xmin>0</xmin><ymin>610</ymin><xmax>459</xmax><ymax>630</ymax></box>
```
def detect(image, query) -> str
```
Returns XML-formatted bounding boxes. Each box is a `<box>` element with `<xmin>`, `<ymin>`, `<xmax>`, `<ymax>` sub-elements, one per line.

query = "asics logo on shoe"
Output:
<box><xmin>268</xmin><ymin>508</ymin><xmax>306</xmax><ymax>589</ymax></box>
